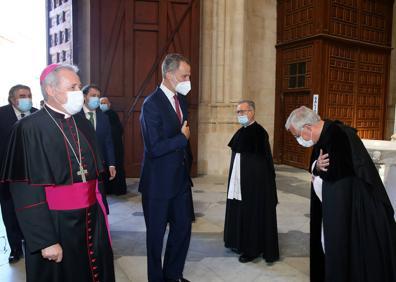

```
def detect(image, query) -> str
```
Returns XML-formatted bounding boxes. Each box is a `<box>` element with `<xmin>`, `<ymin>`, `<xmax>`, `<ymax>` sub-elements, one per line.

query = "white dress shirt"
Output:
<box><xmin>12</xmin><ymin>105</ymin><xmax>31</xmax><ymax>120</ymax></box>
<box><xmin>311</xmin><ymin>160</ymin><xmax>325</xmax><ymax>253</ymax></box>
<box><xmin>160</xmin><ymin>83</ymin><xmax>183</xmax><ymax>121</ymax></box>
<box><xmin>83</xmin><ymin>104</ymin><xmax>96</xmax><ymax>129</ymax></box>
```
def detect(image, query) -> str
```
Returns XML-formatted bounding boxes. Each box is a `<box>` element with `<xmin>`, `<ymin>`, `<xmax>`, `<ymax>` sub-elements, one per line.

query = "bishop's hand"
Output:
<box><xmin>41</xmin><ymin>243</ymin><xmax>63</xmax><ymax>263</ymax></box>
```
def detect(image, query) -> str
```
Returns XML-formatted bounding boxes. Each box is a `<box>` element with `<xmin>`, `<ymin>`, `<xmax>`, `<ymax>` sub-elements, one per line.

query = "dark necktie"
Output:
<box><xmin>20</xmin><ymin>113</ymin><xmax>25</xmax><ymax>119</ymax></box>
<box><xmin>173</xmin><ymin>94</ymin><xmax>182</xmax><ymax>124</ymax></box>
<box><xmin>88</xmin><ymin>112</ymin><xmax>94</xmax><ymax>126</ymax></box>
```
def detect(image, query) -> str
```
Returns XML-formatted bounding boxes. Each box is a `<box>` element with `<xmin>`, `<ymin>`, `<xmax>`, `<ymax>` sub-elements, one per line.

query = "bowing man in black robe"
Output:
<box><xmin>99</xmin><ymin>97</ymin><xmax>127</xmax><ymax>195</ymax></box>
<box><xmin>0</xmin><ymin>64</ymin><xmax>115</xmax><ymax>282</ymax></box>
<box><xmin>224</xmin><ymin>100</ymin><xmax>279</xmax><ymax>263</ymax></box>
<box><xmin>286</xmin><ymin>106</ymin><xmax>396</xmax><ymax>282</ymax></box>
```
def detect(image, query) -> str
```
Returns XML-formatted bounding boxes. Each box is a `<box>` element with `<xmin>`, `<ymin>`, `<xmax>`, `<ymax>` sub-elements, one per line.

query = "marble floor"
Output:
<box><xmin>0</xmin><ymin>165</ymin><xmax>311</xmax><ymax>281</ymax></box>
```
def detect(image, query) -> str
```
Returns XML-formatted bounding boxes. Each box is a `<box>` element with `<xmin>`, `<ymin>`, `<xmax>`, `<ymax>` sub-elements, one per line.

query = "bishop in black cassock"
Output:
<box><xmin>0</xmin><ymin>64</ymin><xmax>115</xmax><ymax>282</ymax></box>
<box><xmin>224</xmin><ymin>100</ymin><xmax>279</xmax><ymax>263</ymax></box>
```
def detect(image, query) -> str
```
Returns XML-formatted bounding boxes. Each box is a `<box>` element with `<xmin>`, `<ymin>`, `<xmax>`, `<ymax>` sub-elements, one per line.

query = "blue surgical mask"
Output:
<box><xmin>237</xmin><ymin>115</ymin><xmax>250</xmax><ymax>126</ymax></box>
<box><xmin>87</xmin><ymin>97</ymin><xmax>100</xmax><ymax>110</ymax></box>
<box><xmin>100</xmin><ymin>104</ymin><xmax>109</xmax><ymax>112</ymax></box>
<box><xmin>17</xmin><ymin>98</ymin><xmax>32</xmax><ymax>112</ymax></box>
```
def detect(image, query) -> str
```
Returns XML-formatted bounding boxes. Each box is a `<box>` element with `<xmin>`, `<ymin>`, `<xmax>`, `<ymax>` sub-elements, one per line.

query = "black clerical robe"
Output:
<box><xmin>0</xmin><ymin>106</ymin><xmax>115</xmax><ymax>282</ymax></box>
<box><xmin>104</xmin><ymin>109</ymin><xmax>127</xmax><ymax>195</ymax></box>
<box><xmin>224</xmin><ymin>121</ymin><xmax>279</xmax><ymax>262</ymax></box>
<box><xmin>310</xmin><ymin>120</ymin><xmax>396</xmax><ymax>282</ymax></box>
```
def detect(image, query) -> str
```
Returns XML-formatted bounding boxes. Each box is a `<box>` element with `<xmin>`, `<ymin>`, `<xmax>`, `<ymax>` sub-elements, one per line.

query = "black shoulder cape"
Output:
<box><xmin>224</xmin><ymin>122</ymin><xmax>279</xmax><ymax>261</ymax></box>
<box><xmin>1</xmin><ymin>107</ymin><xmax>104</xmax><ymax>185</ymax></box>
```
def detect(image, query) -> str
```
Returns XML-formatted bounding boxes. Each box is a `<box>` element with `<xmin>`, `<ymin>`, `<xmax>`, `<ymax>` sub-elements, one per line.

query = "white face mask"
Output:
<box><xmin>56</xmin><ymin>90</ymin><xmax>84</xmax><ymax>115</ymax></box>
<box><xmin>296</xmin><ymin>136</ymin><xmax>314</xmax><ymax>147</ymax></box>
<box><xmin>171</xmin><ymin>74</ymin><xmax>191</xmax><ymax>96</ymax></box>
<box><xmin>175</xmin><ymin>80</ymin><xmax>191</xmax><ymax>96</ymax></box>
<box><xmin>296</xmin><ymin>126</ymin><xmax>314</xmax><ymax>147</ymax></box>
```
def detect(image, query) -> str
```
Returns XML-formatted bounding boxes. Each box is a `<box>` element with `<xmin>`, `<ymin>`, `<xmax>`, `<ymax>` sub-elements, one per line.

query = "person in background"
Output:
<box><xmin>224</xmin><ymin>100</ymin><xmax>279</xmax><ymax>264</ymax></box>
<box><xmin>285</xmin><ymin>106</ymin><xmax>396</xmax><ymax>282</ymax></box>
<box><xmin>99</xmin><ymin>97</ymin><xmax>127</xmax><ymax>195</ymax></box>
<box><xmin>81</xmin><ymin>85</ymin><xmax>116</xmax><ymax>207</ymax></box>
<box><xmin>0</xmin><ymin>84</ymin><xmax>37</xmax><ymax>263</ymax></box>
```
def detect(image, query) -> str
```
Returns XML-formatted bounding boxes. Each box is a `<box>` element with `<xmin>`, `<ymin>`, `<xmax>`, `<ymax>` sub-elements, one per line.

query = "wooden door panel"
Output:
<box><xmin>91</xmin><ymin>0</ymin><xmax>200</xmax><ymax>177</ymax></box>
<box><xmin>282</xmin><ymin>92</ymin><xmax>312</xmax><ymax>169</ymax></box>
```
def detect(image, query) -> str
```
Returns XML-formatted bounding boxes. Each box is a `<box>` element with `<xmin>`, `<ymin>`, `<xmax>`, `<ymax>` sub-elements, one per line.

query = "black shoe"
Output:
<box><xmin>8</xmin><ymin>249</ymin><xmax>22</xmax><ymax>264</ymax></box>
<box><xmin>238</xmin><ymin>254</ymin><xmax>258</xmax><ymax>263</ymax></box>
<box><xmin>165</xmin><ymin>278</ymin><xmax>191</xmax><ymax>282</ymax></box>
<box><xmin>263</xmin><ymin>254</ymin><xmax>279</xmax><ymax>264</ymax></box>
<box><xmin>231</xmin><ymin>248</ymin><xmax>241</xmax><ymax>254</ymax></box>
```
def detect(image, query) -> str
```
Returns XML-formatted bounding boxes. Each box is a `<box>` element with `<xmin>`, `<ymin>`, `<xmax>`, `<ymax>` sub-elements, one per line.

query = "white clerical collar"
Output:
<box><xmin>12</xmin><ymin>105</ymin><xmax>23</xmax><ymax>115</ymax></box>
<box><xmin>243</xmin><ymin>120</ymin><xmax>256</xmax><ymax>128</ymax></box>
<box><xmin>45</xmin><ymin>103</ymin><xmax>71</xmax><ymax>119</ymax></box>
<box><xmin>160</xmin><ymin>83</ymin><xmax>176</xmax><ymax>100</ymax></box>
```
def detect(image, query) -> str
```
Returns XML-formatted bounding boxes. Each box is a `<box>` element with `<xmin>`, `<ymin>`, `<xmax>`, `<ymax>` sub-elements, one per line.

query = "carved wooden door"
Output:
<box><xmin>281</xmin><ymin>92</ymin><xmax>312</xmax><ymax>169</ymax></box>
<box><xmin>90</xmin><ymin>0</ymin><xmax>200</xmax><ymax>177</ymax></box>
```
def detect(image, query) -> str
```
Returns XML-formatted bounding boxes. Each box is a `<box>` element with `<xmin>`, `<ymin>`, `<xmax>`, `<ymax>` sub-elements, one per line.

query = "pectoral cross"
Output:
<box><xmin>77</xmin><ymin>165</ymin><xmax>88</xmax><ymax>183</ymax></box>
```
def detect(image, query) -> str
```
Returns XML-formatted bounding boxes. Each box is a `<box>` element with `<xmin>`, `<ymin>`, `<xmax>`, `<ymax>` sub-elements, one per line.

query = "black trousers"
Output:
<box><xmin>0</xmin><ymin>183</ymin><xmax>23</xmax><ymax>252</ymax></box>
<box><xmin>142</xmin><ymin>189</ymin><xmax>192</xmax><ymax>282</ymax></box>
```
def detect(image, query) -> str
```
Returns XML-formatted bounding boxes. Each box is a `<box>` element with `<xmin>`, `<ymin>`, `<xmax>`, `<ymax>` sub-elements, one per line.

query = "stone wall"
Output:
<box><xmin>198</xmin><ymin>0</ymin><xmax>277</xmax><ymax>175</ymax></box>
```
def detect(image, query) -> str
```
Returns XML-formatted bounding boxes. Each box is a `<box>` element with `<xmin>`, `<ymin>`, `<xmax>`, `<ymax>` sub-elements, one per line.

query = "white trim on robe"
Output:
<box><xmin>228</xmin><ymin>153</ymin><xmax>242</xmax><ymax>201</ymax></box>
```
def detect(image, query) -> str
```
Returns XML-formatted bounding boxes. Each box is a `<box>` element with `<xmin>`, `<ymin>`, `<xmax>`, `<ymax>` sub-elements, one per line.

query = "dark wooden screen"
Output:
<box><xmin>275</xmin><ymin>0</ymin><xmax>393</xmax><ymax>169</ymax></box>
<box><xmin>90</xmin><ymin>0</ymin><xmax>200</xmax><ymax>177</ymax></box>
<box><xmin>47</xmin><ymin>0</ymin><xmax>77</xmax><ymax>64</ymax></box>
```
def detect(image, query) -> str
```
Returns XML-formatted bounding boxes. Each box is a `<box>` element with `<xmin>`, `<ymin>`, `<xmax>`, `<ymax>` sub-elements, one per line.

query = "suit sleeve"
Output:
<box><xmin>10</xmin><ymin>183</ymin><xmax>58</xmax><ymax>253</ymax></box>
<box><xmin>140</xmin><ymin>100</ymin><xmax>187</xmax><ymax>158</ymax></box>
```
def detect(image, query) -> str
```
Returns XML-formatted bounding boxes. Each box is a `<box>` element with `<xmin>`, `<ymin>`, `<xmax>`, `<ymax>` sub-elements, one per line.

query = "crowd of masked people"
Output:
<box><xmin>0</xmin><ymin>54</ymin><xmax>395</xmax><ymax>282</ymax></box>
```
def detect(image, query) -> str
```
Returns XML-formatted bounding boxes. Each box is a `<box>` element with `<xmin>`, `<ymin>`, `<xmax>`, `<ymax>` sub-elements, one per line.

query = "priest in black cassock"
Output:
<box><xmin>0</xmin><ymin>64</ymin><xmax>115</xmax><ymax>282</ymax></box>
<box><xmin>286</xmin><ymin>106</ymin><xmax>396</xmax><ymax>282</ymax></box>
<box><xmin>99</xmin><ymin>97</ymin><xmax>127</xmax><ymax>195</ymax></box>
<box><xmin>224</xmin><ymin>100</ymin><xmax>279</xmax><ymax>263</ymax></box>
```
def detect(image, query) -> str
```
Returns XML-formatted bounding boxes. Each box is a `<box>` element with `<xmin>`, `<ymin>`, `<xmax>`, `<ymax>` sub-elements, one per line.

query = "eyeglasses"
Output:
<box><xmin>236</xmin><ymin>110</ymin><xmax>252</xmax><ymax>114</ymax></box>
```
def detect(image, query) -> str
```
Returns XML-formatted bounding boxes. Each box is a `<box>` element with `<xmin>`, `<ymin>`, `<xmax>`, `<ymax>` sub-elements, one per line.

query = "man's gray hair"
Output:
<box><xmin>161</xmin><ymin>53</ymin><xmax>190</xmax><ymax>78</ymax></box>
<box><xmin>285</xmin><ymin>106</ymin><xmax>321</xmax><ymax>131</ymax></box>
<box><xmin>8</xmin><ymin>84</ymin><xmax>31</xmax><ymax>104</ymax></box>
<box><xmin>40</xmin><ymin>64</ymin><xmax>79</xmax><ymax>101</ymax></box>
<box><xmin>238</xmin><ymin>100</ymin><xmax>255</xmax><ymax>111</ymax></box>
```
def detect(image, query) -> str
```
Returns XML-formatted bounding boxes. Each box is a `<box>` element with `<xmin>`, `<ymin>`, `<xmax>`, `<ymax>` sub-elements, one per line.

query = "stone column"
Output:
<box><xmin>198</xmin><ymin>0</ymin><xmax>277</xmax><ymax>175</ymax></box>
<box><xmin>388</xmin><ymin>2</ymin><xmax>396</xmax><ymax>138</ymax></box>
